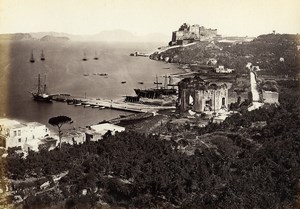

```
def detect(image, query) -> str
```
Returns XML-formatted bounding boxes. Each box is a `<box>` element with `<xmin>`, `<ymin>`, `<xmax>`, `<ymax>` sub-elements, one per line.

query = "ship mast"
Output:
<box><xmin>43</xmin><ymin>75</ymin><xmax>47</xmax><ymax>94</ymax></box>
<box><xmin>154</xmin><ymin>75</ymin><xmax>162</xmax><ymax>89</ymax></box>
<box><xmin>37</xmin><ymin>74</ymin><xmax>41</xmax><ymax>95</ymax></box>
<box><xmin>164</xmin><ymin>74</ymin><xmax>168</xmax><ymax>89</ymax></box>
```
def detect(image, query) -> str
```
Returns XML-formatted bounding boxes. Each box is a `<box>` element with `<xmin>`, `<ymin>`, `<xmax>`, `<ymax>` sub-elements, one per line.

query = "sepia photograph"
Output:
<box><xmin>0</xmin><ymin>0</ymin><xmax>299</xmax><ymax>208</ymax></box>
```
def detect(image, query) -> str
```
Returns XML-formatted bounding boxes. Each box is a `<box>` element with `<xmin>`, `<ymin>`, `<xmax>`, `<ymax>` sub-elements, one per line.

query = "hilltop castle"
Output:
<box><xmin>170</xmin><ymin>23</ymin><xmax>218</xmax><ymax>46</ymax></box>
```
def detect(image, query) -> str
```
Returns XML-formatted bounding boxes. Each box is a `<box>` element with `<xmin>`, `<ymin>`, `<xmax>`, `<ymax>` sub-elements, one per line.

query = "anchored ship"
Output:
<box><xmin>30</xmin><ymin>74</ymin><xmax>52</xmax><ymax>103</ymax></box>
<box><xmin>82</xmin><ymin>52</ymin><xmax>88</xmax><ymax>61</ymax></box>
<box><xmin>29</xmin><ymin>51</ymin><xmax>35</xmax><ymax>63</ymax></box>
<box><xmin>41</xmin><ymin>50</ymin><xmax>45</xmax><ymax>61</ymax></box>
<box><xmin>134</xmin><ymin>75</ymin><xmax>176</xmax><ymax>99</ymax></box>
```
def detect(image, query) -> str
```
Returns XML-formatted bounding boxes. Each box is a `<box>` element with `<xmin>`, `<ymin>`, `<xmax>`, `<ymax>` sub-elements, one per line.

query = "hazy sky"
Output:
<box><xmin>0</xmin><ymin>0</ymin><xmax>299</xmax><ymax>36</ymax></box>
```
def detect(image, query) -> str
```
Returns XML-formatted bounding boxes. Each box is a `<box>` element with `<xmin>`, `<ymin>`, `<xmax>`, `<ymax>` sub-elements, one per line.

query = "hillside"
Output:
<box><xmin>40</xmin><ymin>35</ymin><xmax>70</xmax><ymax>42</ymax></box>
<box><xmin>0</xmin><ymin>33</ymin><xmax>33</xmax><ymax>41</ymax></box>
<box><xmin>150</xmin><ymin>34</ymin><xmax>300</xmax><ymax>76</ymax></box>
<box><xmin>1</xmin><ymin>80</ymin><xmax>300</xmax><ymax>209</ymax></box>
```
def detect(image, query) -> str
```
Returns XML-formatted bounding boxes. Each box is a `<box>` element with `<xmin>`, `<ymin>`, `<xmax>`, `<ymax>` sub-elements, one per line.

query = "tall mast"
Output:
<box><xmin>153</xmin><ymin>75</ymin><xmax>162</xmax><ymax>89</ymax></box>
<box><xmin>37</xmin><ymin>74</ymin><xmax>41</xmax><ymax>95</ymax></box>
<box><xmin>43</xmin><ymin>75</ymin><xmax>47</xmax><ymax>94</ymax></box>
<box><xmin>164</xmin><ymin>74</ymin><xmax>168</xmax><ymax>89</ymax></box>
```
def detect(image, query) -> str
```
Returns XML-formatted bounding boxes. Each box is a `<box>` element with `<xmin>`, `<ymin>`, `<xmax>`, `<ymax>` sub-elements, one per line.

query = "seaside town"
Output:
<box><xmin>0</xmin><ymin>1</ymin><xmax>300</xmax><ymax>207</ymax></box>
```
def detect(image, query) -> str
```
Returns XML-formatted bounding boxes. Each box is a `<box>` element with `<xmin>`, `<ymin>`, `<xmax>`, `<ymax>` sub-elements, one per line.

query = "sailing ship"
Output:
<box><xmin>29</xmin><ymin>51</ymin><xmax>35</xmax><ymax>63</ymax></box>
<box><xmin>82</xmin><ymin>52</ymin><xmax>88</xmax><ymax>61</ymax></box>
<box><xmin>94</xmin><ymin>52</ymin><xmax>98</xmax><ymax>60</ymax></box>
<box><xmin>40</xmin><ymin>50</ymin><xmax>45</xmax><ymax>61</ymax></box>
<box><xmin>134</xmin><ymin>75</ymin><xmax>176</xmax><ymax>99</ymax></box>
<box><xmin>30</xmin><ymin>74</ymin><xmax>52</xmax><ymax>103</ymax></box>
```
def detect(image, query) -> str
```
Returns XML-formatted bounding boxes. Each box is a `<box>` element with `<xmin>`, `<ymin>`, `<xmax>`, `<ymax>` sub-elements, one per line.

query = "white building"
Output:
<box><xmin>86</xmin><ymin>123</ymin><xmax>125</xmax><ymax>141</ymax></box>
<box><xmin>0</xmin><ymin>118</ymin><xmax>50</xmax><ymax>150</ymax></box>
<box><xmin>215</xmin><ymin>66</ymin><xmax>234</xmax><ymax>73</ymax></box>
<box><xmin>62</xmin><ymin>130</ymin><xmax>86</xmax><ymax>145</ymax></box>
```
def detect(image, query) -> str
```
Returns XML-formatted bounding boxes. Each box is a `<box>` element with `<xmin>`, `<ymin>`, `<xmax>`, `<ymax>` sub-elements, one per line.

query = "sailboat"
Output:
<box><xmin>41</xmin><ymin>50</ymin><xmax>45</xmax><ymax>61</ymax></box>
<box><xmin>30</xmin><ymin>51</ymin><xmax>35</xmax><ymax>63</ymax></box>
<box><xmin>82</xmin><ymin>52</ymin><xmax>88</xmax><ymax>61</ymax></box>
<box><xmin>94</xmin><ymin>52</ymin><xmax>98</xmax><ymax>60</ymax></box>
<box><xmin>30</xmin><ymin>74</ymin><xmax>52</xmax><ymax>103</ymax></box>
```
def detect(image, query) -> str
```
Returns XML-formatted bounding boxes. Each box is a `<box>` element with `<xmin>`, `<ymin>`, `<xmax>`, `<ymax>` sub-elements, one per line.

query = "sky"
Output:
<box><xmin>0</xmin><ymin>0</ymin><xmax>299</xmax><ymax>37</ymax></box>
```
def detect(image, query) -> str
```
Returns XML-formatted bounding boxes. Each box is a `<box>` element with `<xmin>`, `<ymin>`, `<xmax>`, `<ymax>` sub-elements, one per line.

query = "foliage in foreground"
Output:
<box><xmin>2</xmin><ymin>80</ymin><xmax>300</xmax><ymax>209</ymax></box>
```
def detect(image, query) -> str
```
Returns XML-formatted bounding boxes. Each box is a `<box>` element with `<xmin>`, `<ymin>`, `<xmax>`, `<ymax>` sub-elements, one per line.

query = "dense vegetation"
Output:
<box><xmin>151</xmin><ymin>34</ymin><xmax>300</xmax><ymax>76</ymax></box>
<box><xmin>1</xmin><ymin>80</ymin><xmax>299</xmax><ymax>208</ymax></box>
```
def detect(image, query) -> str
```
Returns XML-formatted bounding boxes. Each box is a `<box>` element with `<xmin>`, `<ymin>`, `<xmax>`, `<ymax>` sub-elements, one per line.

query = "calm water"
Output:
<box><xmin>0</xmin><ymin>40</ymin><xmax>180</xmax><ymax>129</ymax></box>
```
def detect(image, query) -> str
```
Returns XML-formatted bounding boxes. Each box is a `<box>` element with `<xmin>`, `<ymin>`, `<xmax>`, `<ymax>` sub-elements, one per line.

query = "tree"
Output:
<box><xmin>48</xmin><ymin>116</ymin><xmax>72</xmax><ymax>149</ymax></box>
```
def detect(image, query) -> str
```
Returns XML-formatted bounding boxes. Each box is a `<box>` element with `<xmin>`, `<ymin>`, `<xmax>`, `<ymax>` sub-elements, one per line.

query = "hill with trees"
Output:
<box><xmin>1</xmin><ymin>80</ymin><xmax>300</xmax><ymax>209</ymax></box>
<box><xmin>150</xmin><ymin>34</ymin><xmax>300</xmax><ymax>76</ymax></box>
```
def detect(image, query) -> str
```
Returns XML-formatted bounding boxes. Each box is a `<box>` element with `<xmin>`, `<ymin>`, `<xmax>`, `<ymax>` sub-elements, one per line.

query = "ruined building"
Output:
<box><xmin>171</xmin><ymin>23</ymin><xmax>218</xmax><ymax>46</ymax></box>
<box><xmin>177</xmin><ymin>75</ymin><xmax>228</xmax><ymax>113</ymax></box>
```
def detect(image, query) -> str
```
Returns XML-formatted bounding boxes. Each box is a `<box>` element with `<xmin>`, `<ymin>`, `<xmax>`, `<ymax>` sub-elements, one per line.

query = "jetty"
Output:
<box><xmin>51</xmin><ymin>94</ymin><xmax>175</xmax><ymax>113</ymax></box>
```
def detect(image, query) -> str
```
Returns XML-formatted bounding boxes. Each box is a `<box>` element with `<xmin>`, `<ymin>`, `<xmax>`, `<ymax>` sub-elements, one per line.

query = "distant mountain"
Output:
<box><xmin>30</xmin><ymin>30</ymin><xmax>169</xmax><ymax>43</ymax></box>
<box><xmin>88</xmin><ymin>30</ymin><xmax>169</xmax><ymax>43</ymax></box>
<box><xmin>0</xmin><ymin>33</ymin><xmax>33</xmax><ymax>41</ymax></box>
<box><xmin>0</xmin><ymin>30</ymin><xmax>169</xmax><ymax>43</ymax></box>
<box><xmin>40</xmin><ymin>35</ymin><xmax>70</xmax><ymax>42</ymax></box>
<box><xmin>30</xmin><ymin>32</ymin><xmax>77</xmax><ymax>40</ymax></box>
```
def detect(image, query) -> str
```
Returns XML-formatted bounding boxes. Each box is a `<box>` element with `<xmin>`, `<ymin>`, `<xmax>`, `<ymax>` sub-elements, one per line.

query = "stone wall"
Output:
<box><xmin>171</xmin><ymin>23</ymin><xmax>218</xmax><ymax>45</ymax></box>
<box><xmin>177</xmin><ymin>76</ymin><xmax>228</xmax><ymax>113</ymax></box>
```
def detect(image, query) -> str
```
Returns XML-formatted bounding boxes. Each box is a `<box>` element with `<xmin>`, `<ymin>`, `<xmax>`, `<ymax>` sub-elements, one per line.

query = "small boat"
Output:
<box><xmin>82</xmin><ymin>52</ymin><xmax>88</xmax><ymax>61</ymax></box>
<box><xmin>99</xmin><ymin>73</ymin><xmax>108</xmax><ymax>76</ymax></box>
<box><xmin>121</xmin><ymin>81</ymin><xmax>126</xmax><ymax>84</ymax></box>
<box><xmin>84</xmin><ymin>104</ymin><xmax>91</xmax><ymax>108</ymax></box>
<box><xmin>75</xmin><ymin>103</ymin><xmax>82</xmax><ymax>106</ymax></box>
<box><xmin>30</xmin><ymin>51</ymin><xmax>35</xmax><ymax>63</ymax></box>
<box><xmin>83</xmin><ymin>73</ymin><xmax>89</xmax><ymax>76</ymax></box>
<box><xmin>67</xmin><ymin>101</ymin><xmax>74</xmax><ymax>105</ymax></box>
<box><xmin>94</xmin><ymin>52</ymin><xmax>98</xmax><ymax>60</ymax></box>
<box><xmin>99</xmin><ymin>106</ymin><xmax>105</xmax><ymax>109</ymax></box>
<box><xmin>41</xmin><ymin>50</ymin><xmax>45</xmax><ymax>61</ymax></box>
<box><xmin>138</xmin><ymin>82</ymin><xmax>144</xmax><ymax>84</ymax></box>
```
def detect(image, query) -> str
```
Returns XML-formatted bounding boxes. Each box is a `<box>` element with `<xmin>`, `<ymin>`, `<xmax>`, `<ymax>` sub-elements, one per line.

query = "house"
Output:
<box><xmin>85</xmin><ymin>123</ymin><xmax>125</xmax><ymax>141</ymax></box>
<box><xmin>215</xmin><ymin>66</ymin><xmax>234</xmax><ymax>73</ymax></box>
<box><xmin>206</xmin><ymin>58</ymin><xmax>217</xmax><ymax>65</ymax></box>
<box><xmin>62</xmin><ymin>130</ymin><xmax>86</xmax><ymax>145</ymax></box>
<box><xmin>0</xmin><ymin>118</ymin><xmax>50</xmax><ymax>150</ymax></box>
<box><xmin>262</xmin><ymin>90</ymin><xmax>279</xmax><ymax>104</ymax></box>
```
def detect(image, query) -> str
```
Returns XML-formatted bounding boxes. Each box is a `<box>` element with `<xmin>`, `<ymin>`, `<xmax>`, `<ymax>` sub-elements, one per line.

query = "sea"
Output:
<box><xmin>0</xmin><ymin>40</ymin><xmax>181</xmax><ymax>130</ymax></box>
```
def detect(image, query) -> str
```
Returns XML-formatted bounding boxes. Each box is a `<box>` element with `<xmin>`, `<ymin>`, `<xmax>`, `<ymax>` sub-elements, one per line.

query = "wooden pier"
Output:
<box><xmin>51</xmin><ymin>94</ymin><xmax>175</xmax><ymax>113</ymax></box>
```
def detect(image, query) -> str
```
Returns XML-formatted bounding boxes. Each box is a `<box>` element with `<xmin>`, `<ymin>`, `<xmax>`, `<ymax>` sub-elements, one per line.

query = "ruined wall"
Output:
<box><xmin>178</xmin><ymin>76</ymin><xmax>228</xmax><ymax>113</ymax></box>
